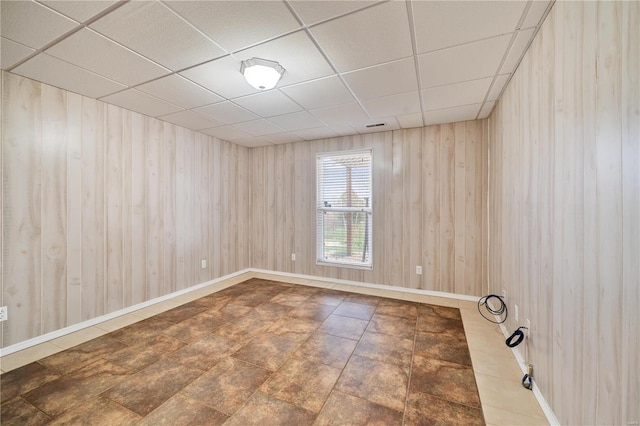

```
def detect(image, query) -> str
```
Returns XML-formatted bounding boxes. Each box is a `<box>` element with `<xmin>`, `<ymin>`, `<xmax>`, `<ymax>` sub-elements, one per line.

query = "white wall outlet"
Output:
<box><xmin>201</xmin><ymin>259</ymin><xmax>207</xmax><ymax>269</ymax></box>
<box><xmin>0</xmin><ymin>306</ymin><xmax>7</xmax><ymax>322</ymax></box>
<box><xmin>416</xmin><ymin>266</ymin><xmax>422</xmax><ymax>275</ymax></box>
<box><xmin>514</xmin><ymin>304</ymin><xmax>519</xmax><ymax>321</ymax></box>
<box><xmin>291</xmin><ymin>253</ymin><xmax>296</xmax><ymax>261</ymax></box>
<box><xmin>526</xmin><ymin>318</ymin><xmax>531</xmax><ymax>338</ymax></box>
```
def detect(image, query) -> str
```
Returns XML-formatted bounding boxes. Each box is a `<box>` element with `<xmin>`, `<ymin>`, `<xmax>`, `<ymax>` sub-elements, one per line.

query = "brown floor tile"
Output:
<box><xmin>48</xmin><ymin>396</ymin><xmax>141</xmax><ymax>425</ymax></box>
<box><xmin>270</xmin><ymin>288</ymin><xmax>312</xmax><ymax>305</ymax></box>
<box><xmin>335</xmin><ymin>354</ymin><xmax>409</xmax><ymax>412</ymax></box>
<box><xmin>213</xmin><ymin>311</ymin><xmax>275</xmax><ymax>344</ymax></box>
<box><xmin>103</xmin><ymin>358</ymin><xmax>202</xmax><ymax>416</ymax></box>
<box><xmin>294</xmin><ymin>332</ymin><xmax>357</xmax><ymax>369</ymax></box>
<box><xmin>414</xmin><ymin>331</ymin><xmax>472</xmax><ymax>366</ymax></box>
<box><xmin>343</xmin><ymin>294</ymin><xmax>381</xmax><ymax>306</ymax></box>
<box><xmin>232</xmin><ymin>333</ymin><xmax>301</xmax><ymax>371</ymax></box>
<box><xmin>1</xmin><ymin>396</ymin><xmax>51</xmax><ymax>426</ymax></box>
<box><xmin>319</xmin><ymin>314</ymin><xmax>369</xmax><ymax>340</ymax></box>
<box><xmin>162</xmin><ymin>312</ymin><xmax>226</xmax><ymax>343</ymax></box>
<box><xmin>23</xmin><ymin>359</ymin><xmax>131</xmax><ymax>417</ymax></box>
<box><xmin>104</xmin><ymin>334</ymin><xmax>186</xmax><ymax>372</ymax></box>
<box><xmin>224</xmin><ymin>391</ymin><xmax>316</xmax><ymax>426</ymax></box>
<box><xmin>253</xmin><ymin>302</ymin><xmax>295</xmax><ymax>321</ymax></box>
<box><xmin>313</xmin><ymin>290</ymin><xmax>347</xmax><ymax>306</ymax></box>
<box><xmin>405</xmin><ymin>391</ymin><xmax>485</xmax><ymax>426</ymax></box>
<box><xmin>314</xmin><ymin>391</ymin><xmax>403</xmax><ymax>426</ymax></box>
<box><xmin>38</xmin><ymin>334</ymin><xmax>127</xmax><ymax>375</ymax></box>
<box><xmin>416</xmin><ymin>313</ymin><xmax>464</xmax><ymax>335</ymax></box>
<box><xmin>419</xmin><ymin>304</ymin><xmax>462</xmax><ymax>320</ymax></box>
<box><xmin>0</xmin><ymin>362</ymin><xmax>60</xmax><ymax>401</ymax></box>
<box><xmin>410</xmin><ymin>355</ymin><xmax>481</xmax><ymax>409</ymax></box>
<box><xmin>332</xmin><ymin>301</ymin><xmax>376</xmax><ymax>321</ymax></box>
<box><xmin>170</xmin><ymin>333</ymin><xmax>239</xmax><ymax>371</ymax></box>
<box><xmin>375</xmin><ymin>303</ymin><xmax>419</xmax><ymax>321</ymax></box>
<box><xmin>153</xmin><ymin>304</ymin><xmax>208</xmax><ymax>324</ymax></box>
<box><xmin>109</xmin><ymin>316</ymin><xmax>174</xmax><ymax>345</ymax></box>
<box><xmin>260</xmin><ymin>357</ymin><xmax>341</xmax><ymax>413</ymax></box>
<box><xmin>182</xmin><ymin>357</ymin><xmax>271</xmax><ymax>416</ymax></box>
<box><xmin>354</xmin><ymin>331</ymin><xmax>413</xmax><ymax>369</ymax></box>
<box><xmin>288</xmin><ymin>302</ymin><xmax>336</xmax><ymax>322</ymax></box>
<box><xmin>233</xmin><ymin>291</ymin><xmax>282</xmax><ymax>307</ymax></box>
<box><xmin>267</xmin><ymin>317</ymin><xmax>321</xmax><ymax>343</ymax></box>
<box><xmin>189</xmin><ymin>294</ymin><xmax>235</xmax><ymax>310</ymax></box>
<box><xmin>217</xmin><ymin>304</ymin><xmax>254</xmax><ymax>321</ymax></box>
<box><xmin>367</xmin><ymin>313</ymin><xmax>416</xmax><ymax>339</ymax></box>
<box><xmin>139</xmin><ymin>392</ymin><xmax>229</xmax><ymax>426</ymax></box>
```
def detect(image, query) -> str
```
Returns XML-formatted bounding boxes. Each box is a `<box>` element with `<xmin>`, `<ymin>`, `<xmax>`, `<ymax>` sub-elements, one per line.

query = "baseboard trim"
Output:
<box><xmin>0</xmin><ymin>269</ymin><xmax>252</xmax><ymax>357</ymax></box>
<box><xmin>249</xmin><ymin>268</ymin><xmax>482</xmax><ymax>302</ymax></box>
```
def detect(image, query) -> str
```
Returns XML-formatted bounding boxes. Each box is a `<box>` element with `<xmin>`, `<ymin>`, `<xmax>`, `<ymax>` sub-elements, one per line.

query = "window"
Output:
<box><xmin>316</xmin><ymin>149</ymin><xmax>372</xmax><ymax>269</ymax></box>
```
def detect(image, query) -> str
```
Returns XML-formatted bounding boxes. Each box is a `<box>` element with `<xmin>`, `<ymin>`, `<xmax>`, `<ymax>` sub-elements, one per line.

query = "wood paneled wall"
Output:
<box><xmin>251</xmin><ymin>124</ymin><xmax>487</xmax><ymax>296</ymax></box>
<box><xmin>1</xmin><ymin>72</ymin><xmax>251</xmax><ymax>347</ymax></box>
<box><xmin>488</xmin><ymin>1</ymin><xmax>639</xmax><ymax>424</ymax></box>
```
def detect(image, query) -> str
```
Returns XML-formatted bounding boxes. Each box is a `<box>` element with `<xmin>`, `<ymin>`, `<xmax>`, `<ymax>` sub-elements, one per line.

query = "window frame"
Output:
<box><xmin>315</xmin><ymin>148</ymin><xmax>373</xmax><ymax>270</ymax></box>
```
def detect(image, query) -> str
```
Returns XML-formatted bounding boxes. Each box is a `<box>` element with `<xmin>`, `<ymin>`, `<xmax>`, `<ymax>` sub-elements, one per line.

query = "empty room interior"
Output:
<box><xmin>0</xmin><ymin>0</ymin><xmax>638</xmax><ymax>425</ymax></box>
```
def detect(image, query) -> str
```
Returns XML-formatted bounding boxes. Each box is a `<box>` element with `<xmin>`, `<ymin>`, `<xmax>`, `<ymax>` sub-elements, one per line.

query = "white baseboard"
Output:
<box><xmin>249</xmin><ymin>268</ymin><xmax>481</xmax><ymax>302</ymax></box>
<box><xmin>0</xmin><ymin>269</ymin><xmax>252</xmax><ymax>357</ymax></box>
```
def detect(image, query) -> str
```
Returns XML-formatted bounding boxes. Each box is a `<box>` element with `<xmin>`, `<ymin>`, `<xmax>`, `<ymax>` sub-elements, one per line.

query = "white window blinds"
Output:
<box><xmin>316</xmin><ymin>149</ymin><xmax>372</xmax><ymax>268</ymax></box>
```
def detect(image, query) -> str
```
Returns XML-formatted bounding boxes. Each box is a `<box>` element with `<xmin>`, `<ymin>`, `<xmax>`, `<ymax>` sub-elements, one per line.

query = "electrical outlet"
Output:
<box><xmin>291</xmin><ymin>253</ymin><xmax>296</xmax><ymax>261</ymax></box>
<box><xmin>0</xmin><ymin>306</ymin><xmax>7</xmax><ymax>322</ymax></box>
<box><xmin>526</xmin><ymin>319</ymin><xmax>531</xmax><ymax>338</ymax></box>
<box><xmin>514</xmin><ymin>304</ymin><xmax>519</xmax><ymax>321</ymax></box>
<box><xmin>201</xmin><ymin>259</ymin><xmax>207</xmax><ymax>269</ymax></box>
<box><xmin>416</xmin><ymin>266</ymin><xmax>422</xmax><ymax>275</ymax></box>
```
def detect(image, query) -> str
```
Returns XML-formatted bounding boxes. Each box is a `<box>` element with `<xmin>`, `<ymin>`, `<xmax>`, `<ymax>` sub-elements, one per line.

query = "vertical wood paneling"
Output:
<box><xmin>1</xmin><ymin>72</ymin><xmax>251</xmax><ymax>347</ymax></box>
<box><xmin>488</xmin><ymin>1</ymin><xmax>639</xmax><ymax>424</ymax></box>
<box><xmin>251</xmin><ymin>123</ymin><xmax>486</xmax><ymax>295</ymax></box>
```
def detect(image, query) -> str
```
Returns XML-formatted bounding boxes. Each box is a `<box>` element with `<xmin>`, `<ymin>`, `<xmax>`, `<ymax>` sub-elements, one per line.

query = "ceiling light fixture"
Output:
<box><xmin>240</xmin><ymin>57</ymin><xmax>285</xmax><ymax>91</ymax></box>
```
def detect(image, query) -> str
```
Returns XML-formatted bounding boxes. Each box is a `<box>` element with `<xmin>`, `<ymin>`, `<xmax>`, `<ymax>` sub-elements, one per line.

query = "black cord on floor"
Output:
<box><xmin>477</xmin><ymin>294</ymin><xmax>508</xmax><ymax>324</ymax></box>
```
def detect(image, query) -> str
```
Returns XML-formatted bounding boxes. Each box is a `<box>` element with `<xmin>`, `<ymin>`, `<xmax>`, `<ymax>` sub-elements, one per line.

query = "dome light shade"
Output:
<box><xmin>241</xmin><ymin>58</ymin><xmax>285</xmax><ymax>91</ymax></box>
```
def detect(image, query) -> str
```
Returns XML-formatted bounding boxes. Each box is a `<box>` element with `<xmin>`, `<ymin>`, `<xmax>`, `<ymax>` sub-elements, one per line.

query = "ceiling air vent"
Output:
<box><xmin>365</xmin><ymin>123</ymin><xmax>386</xmax><ymax>128</ymax></box>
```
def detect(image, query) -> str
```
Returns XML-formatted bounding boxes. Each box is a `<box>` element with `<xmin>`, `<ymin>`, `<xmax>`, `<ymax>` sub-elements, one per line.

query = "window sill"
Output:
<box><xmin>316</xmin><ymin>261</ymin><xmax>373</xmax><ymax>271</ymax></box>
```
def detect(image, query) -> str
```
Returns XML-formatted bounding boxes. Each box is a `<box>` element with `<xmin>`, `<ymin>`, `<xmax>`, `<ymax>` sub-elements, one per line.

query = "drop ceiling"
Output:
<box><xmin>0</xmin><ymin>0</ymin><xmax>552</xmax><ymax>147</ymax></box>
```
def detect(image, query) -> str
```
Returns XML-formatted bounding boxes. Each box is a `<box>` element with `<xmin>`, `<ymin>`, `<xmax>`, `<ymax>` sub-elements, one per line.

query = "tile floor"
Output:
<box><xmin>0</xmin><ymin>273</ymin><xmax>549</xmax><ymax>425</ymax></box>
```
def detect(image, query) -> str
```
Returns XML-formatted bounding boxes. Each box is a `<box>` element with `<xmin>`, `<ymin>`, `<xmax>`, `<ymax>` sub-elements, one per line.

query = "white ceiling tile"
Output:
<box><xmin>46</xmin><ymin>28</ymin><xmax>169</xmax><ymax>86</ymax></box>
<box><xmin>1</xmin><ymin>1</ymin><xmax>77</xmax><ymax>49</ymax></box>
<box><xmin>136</xmin><ymin>75</ymin><xmax>223</xmax><ymax>109</ymax></box>
<box><xmin>487</xmin><ymin>74</ymin><xmax>510</xmax><ymax>102</ymax></box>
<box><xmin>423</xmin><ymin>104</ymin><xmax>481</xmax><ymax>126</ymax></box>
<box><xmin>422</xmin><ymin>77</ymin><xmax>492</xmax><ymax>111</ymax></box>
<box><xmin>12</xmin><ymin>53</ymin><xmax>126</xmax><ymax>98</ymax></box>
<box><xmin>294</xmin><ymin>126</ymin><xmax>340</xmax><ymax>141</ymax></box>
<box><xmin>331</xmin><ymin>125</ymin><xmax>359</xmax><ymax>136</ymax></box>
<box><xmin>412</xmin><ymin>1</ymin><xmax>527</xmax><ymax>53</ymax></box>
<box><xmin>193</xmin><ymin>101</ymin><xmax>258</xmax><ymax>124</ymax></box>
<box><xmin>418</xmin><ymin>35</ymin><xmax>511</xmax><ymax>88</ymax></box>
<box><xmin>201</xmin><ymin>125</ymin><xmax>251</xmax><ymax>141</ymax></box>
<box><xmin>478</xmin><ymin>101</ymin><xmax>496</xmax><ymax>119</ymax></box>
<box><xmin>396</xmin><ymin>112</ymin><xmax>424</xmax><ymax>129</ymax></box>
<box><xmin>310</xmin><ymin>2</ymin><xmax>413</xmax><ymax>72</ymax></box>
<box><xmin>342</xmin><ymin>57</ymin><xmax>418</xmax><ymax>100</ymax></box>
<box><xmin>90</xmin><ymin>2</ymin><xmax>226</xmax><ymax>71</ymax></box>
<box><xmin>361</xmin><ymin>91</ymin><xmax>420</xmax><ymax>119</ymax></box>
<box><xmin>234</xmin><ymin>31</ymin><xmax>334</xmax><ymax>87</ymax></box>
<box><xmin>101</xmin><ymin>89</ymin><xmax>182</xmax><ymax>117</ymax></box>
<box><xmin>180</xmin><ymin>56</ymin><xmax>257</xmax><ymax>99</ymax></box>
<box><xmin>233</xmin><ymin>90</ymin><xmax>302</xmax><ymax>117</ymax></box>
<box><xmin>268</xmin><ymin>111</ymin><xmax>324</xmax><ymax>132</ymax></box>
<box><xmin>41</xmin><ymin>1</ymin><xmax>118</xmax><ymax>22</ymax></box>
<box><xmin>500</xmin><ymin>28</ymin><xmax>535</xmax><ymax>74</ymax></box>
<box><xmin>232</xmin><ymin>119</ymin><xmax>284</xmax><ymax>136</ymax></box>
<box><xmin>1</xmin><ymin>37</ymin><xmax>35</xmax><ymax>69</ymax></box>
<box><xmin>521</xmin><ymin>1</ymin><xmax>551</xmax><ymax>29</ymax></box>
<box><xmin>280</xmin><ymin>76</ymin><xmax>354</xmax><ymax>110</ymax></box>
<box><xmin>288</xmin><ymin>1</ymin><xmax>378</xmax><ymax>26</ymax></box>
<box><xmin>233</xmin><ymin>136</ymin><xmax>274</xmax><ymax>148</ymax></box>
<box><xmin>165</xmin><ymin>0</ymin><xmax>300</xmax><ymax>52</ymax></box>
<box><xmin>267</xmin><ymin>132</ymin><xmax>304</xmax><ymax>145</ymax></box>
<box><xmin>158</xmin><ymin>110</ymin><xmax>222</xmax><ymax>131</ymax></box>
<box><xmin>309</xmin><ymin>102</ymin><xmax>369</xmax><ymax>126</ymax></box>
